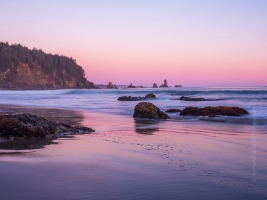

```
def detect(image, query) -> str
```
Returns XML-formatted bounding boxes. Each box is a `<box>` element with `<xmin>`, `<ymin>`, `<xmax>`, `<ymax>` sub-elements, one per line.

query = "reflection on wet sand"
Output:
<box><xmin>0</xmin><ymin>138</ymin><xmax>58</xmax><ymax>150</ymax></box>
<box><xmin>134</xmin><ymin>119</ymin><xmax>163</xmax><ymax>135</ymax></box>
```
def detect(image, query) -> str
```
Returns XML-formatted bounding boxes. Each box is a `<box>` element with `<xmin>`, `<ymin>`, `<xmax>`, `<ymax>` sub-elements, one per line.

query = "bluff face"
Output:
<box><xmin>0</xmin><ymin>42</ymin><xmax>95</xmax><ymax>90</ymax></box>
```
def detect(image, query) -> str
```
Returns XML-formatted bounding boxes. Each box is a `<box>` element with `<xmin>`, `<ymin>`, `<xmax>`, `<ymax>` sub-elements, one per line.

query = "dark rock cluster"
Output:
<box><xmin>0</xmin><ymin>113</ymin><xmax>94</xmax><ymax>140</ymax></box>
<box><xmin>180</xmin><ymin>96</ymin><xmax>206</xmax><ymax>101</ymax></box>
<box><xmin>118</xmin><ymin>93</ymin><xmax>156</xmax><ymax>101</ymax></box>
<box><xmin>133</xmin><ymin>102</ymin><xmax>170</xmax><ymax>119</ymax></box>
<box><xmin>180</xmin><ymin>106</ymin><xmax>249</xmax><ymax>117</ymax></box>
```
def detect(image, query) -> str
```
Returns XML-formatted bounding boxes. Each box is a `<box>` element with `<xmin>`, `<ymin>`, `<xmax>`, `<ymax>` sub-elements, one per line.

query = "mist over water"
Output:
<box><xmin>0</xmin><ymin>87</ymin><xmax>267</xmax><ymax>125</ymax></box>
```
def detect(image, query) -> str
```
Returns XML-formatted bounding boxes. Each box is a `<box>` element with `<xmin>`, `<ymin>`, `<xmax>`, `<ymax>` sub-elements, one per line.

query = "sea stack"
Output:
<box><xmin>160</xmin><ymin>79</ymin><xmax>168</xmax><ymax>87</ymax></box>
<box><xmin>107</xmin><ymin>82</ymin><xmax>114</xmax><ymax>89</ymax></box>
<box><xmin>127</xmin><ymin>83</ymin><xmax>136</xmax><ymax>88</ymax></box>
<box><xmin>152</xmin><ymin>83</ymin><xmax>158</xmax><ymax>88</ymax></box>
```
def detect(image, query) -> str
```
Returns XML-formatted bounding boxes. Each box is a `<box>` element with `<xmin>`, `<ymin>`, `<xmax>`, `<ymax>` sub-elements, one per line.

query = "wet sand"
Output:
<box><xmin>0</xmin><ymin>105</ymin><xmax>267</xmax><ymax>199</ymax></box>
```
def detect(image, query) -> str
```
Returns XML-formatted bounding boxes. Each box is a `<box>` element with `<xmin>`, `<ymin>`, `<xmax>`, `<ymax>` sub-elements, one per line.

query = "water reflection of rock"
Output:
<box><xmin>0</xmin><ymin>138</ymin><xmax>58</xmax><ymax>150</ymax></box>
<box><xmin>134</xmin><ymin>119</ymin><xmax>161</xmax><ymax>135</ymax></box>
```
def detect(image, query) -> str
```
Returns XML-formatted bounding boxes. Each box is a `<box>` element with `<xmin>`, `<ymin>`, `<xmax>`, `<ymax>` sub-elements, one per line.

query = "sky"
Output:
<box><xmin>1</xmin><ymin>0</ymin><xmax>267</xmax><ymax>87</ymax></box>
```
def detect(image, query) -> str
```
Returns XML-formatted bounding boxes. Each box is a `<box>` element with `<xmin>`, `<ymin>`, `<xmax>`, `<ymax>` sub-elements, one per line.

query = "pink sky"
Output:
<box><xmin>1</xmin><ymin>0</ymin><xmax>266</xmax><ymax>86</ymax></box>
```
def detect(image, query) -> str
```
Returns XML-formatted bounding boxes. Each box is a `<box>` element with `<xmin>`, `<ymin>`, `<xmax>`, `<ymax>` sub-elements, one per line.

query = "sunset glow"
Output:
<box><xmin>1</xmin><ymin>0</ymin><xmax>266</xmax><ymax>86</ymax></box>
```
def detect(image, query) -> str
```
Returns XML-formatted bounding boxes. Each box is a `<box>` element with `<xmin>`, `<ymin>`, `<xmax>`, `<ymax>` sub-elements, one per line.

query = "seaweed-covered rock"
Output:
<box><xmin>133</xmin><ymin>102</ymin><xmax>170</xmax><ymax>119</ymax></box>
<box><xmin>180</xmin><ymin>106</ymin><xmax>249</xmax><ymax>117</ymax></box>
<box><xmin>165</xmin><ymin>108</ymin><xmax>182</xmax><ymax>113</ymax></box>
<box><xmin>0</xmin><ymin>113</ymin><xmax>94</xmax><ymax>139</ymax></box>
<box><xmin>180</xmin><ymin>96</ymin><xmax>206</xmax><ymax>101</ymax></box>
<box><xmin>145</xmin><ymin>93</ymin><xmax>156</xmax><ymax>98</ymax></box>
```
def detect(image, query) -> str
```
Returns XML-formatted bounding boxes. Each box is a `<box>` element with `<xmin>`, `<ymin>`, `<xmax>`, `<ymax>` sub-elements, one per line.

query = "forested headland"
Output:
<box><xmin>0</xmin><ymin>42</ymin><xmax>95</xmax><ymax>89</ymax></box>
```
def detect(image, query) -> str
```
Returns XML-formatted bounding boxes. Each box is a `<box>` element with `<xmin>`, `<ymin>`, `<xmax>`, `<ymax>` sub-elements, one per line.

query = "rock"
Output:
<box><xmin>160</xmin><ymin>79</ymin><xmax>168</xmax><ymax>87</ymax></box>
<box><xmin>114</xmin><ymin>84</ymin><xmax>118</xmax><ymax>89</ymax></box>
<box><xmin>127</xmin><ymin>83</ymin><xmax>136</xmax><ymax>88</ymax></box>
<box><xmin>152</xmin><ymin>83</ymin><xmax>158</xmax><ymax>88</ymax></box>
<box><xmin>118</xmin><ymin>96</ymin><xmax>146</xmax><ymax>101</ymax></box>
<box><xmin>145</xmin><ymin>93</ymin><xmax>156</xmax><ymax>98</ymax></box>
<box><xmin>118</xmin><ymin>93</ymin><xmax>156</xmax><ymax>101</ymax></box>
<box><xmin>133</xmin><ymin>102</ymin><xmax>170</xmax><ymax>119</ymax></box>
<box><xmin>175</xmin><ymin>85</ymin><xmax>182</xmax><ymax>87</ymax></box>
<box><xmin>180</xmin><ymin>96</ymin><xmax>206</xmax><ymax>101</ymax></box>
<box><xmin>180</xmin><ymin>106</ymin><xmax>249</xmax><ymax>117</ymax></box>
<box><xmin>166</xmin><ymin>109</ymin><xmax>182</xmax><ymax>113</ymax></box>
<box><xmin>0</xmin><ymin>113</ymin><xmax>94</xmax><ymax>139</ymax></box>
<box><xmin>107</xmin><ymin>82</ymin><xmax>114</xmax><ymax>89</ymax></box>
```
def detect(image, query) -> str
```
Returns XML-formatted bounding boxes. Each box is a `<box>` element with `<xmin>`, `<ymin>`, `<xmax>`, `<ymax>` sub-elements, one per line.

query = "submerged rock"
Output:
<box><xmin>165</xmin><ymin>108</ymin><xmax>182</xmax><ymax>113</ymax></box>
<box><xmin>180</xmin><ymin>106</ymin><xmax>249</xmax><ymax>117</ymax></box>
<box><xmin>180</xmin><ymin>96</ymin><xmax>206</xmax><ymax>101</ymax></box>
<box><xmin>133</xmin><ymin>102</ymin><xmax>170</xmax><ymax>119</ymax></box>
<box><xmin>0</xmin><ymin>113</ymin><xmax>94</xmax><ymax>140</ymax></box>
<box><xmin>145</xmin><ymin>93</ymin><xmax>156</xmax><ymax>98</ymax></box>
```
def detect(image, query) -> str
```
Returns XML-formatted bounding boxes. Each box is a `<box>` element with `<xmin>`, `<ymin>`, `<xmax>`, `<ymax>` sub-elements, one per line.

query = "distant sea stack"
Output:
<box><xmin>107</xmin><ymin>82</ymin><xmax>117</xmax><ymax>89</ymax></box>
<box><xmin>160</xmin><ymin>79</ymin><xmax>168</xmax><ymax>87</ymax></box>
<box><xmin>152</xmin><ymin>83</ymin><xmax>158</xmax><ymax>88</ymax></box>
<box><xmin>127</xmin><ymin>83</ymin><xmax>136</xmax><ymax>88</ymax></box>
<box><xmin>0</xmin><ymin>42</ymin><xmax>95</xmax><ymax>90</ymax></box>
<box><xmin>175</xmin><ymin>85</ymin><xmax>182</xmax><ymax>87</ymax></box>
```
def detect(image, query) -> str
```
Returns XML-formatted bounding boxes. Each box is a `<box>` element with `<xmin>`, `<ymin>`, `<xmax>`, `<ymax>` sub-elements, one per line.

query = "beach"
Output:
<box><xmin>0</xmin><ymin>88</ymin><xmax>267</xmax><ymax>199</ymax></box>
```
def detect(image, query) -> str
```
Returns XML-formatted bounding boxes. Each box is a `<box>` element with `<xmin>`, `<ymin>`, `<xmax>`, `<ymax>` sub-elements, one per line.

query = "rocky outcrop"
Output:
<box><xmin>0</xmin><ymin>113</ymin><xmax>94</xmax><ymax>139</ymax></box>
<box><xmin>165</xmin><ymin>109</ymin><xmax>182</xmax><ymax>113</ymax></box>
<box><xmin>145</xmin><ymin>93</ymin><xmax>156</xmax><ymax>98</ymax></box>
<box><xmin>118</xmin><ymin>96</ymin><xmax>146</xmax><ymax>101</ymax></box>
<box><xmin>133</xmin><ymin>102</ymin><xmax>170</xmax><ymax>119</ymax></box>
<box><xmin>107</xmin><ymin>82</ymin><xmax>114</xmax><ymax>89</ymax></box>
<box><xmin>175</xmin><ymin>85</ymin><xmax>182</xmax><ymax>87</ymax></box>
<box><xmin>152</xmin><ymin>83</ymin><xmax>158</xmax><ymax>88</ymax></box>
<box><xmin>180</xmin><ymin>106</ymin><xmax>249</xmax><ymax>117</ymax></box>
<box><xmin>0</xmin><ymin>42</ymin><xmax>95</xmax><ymax>90</ymax></box>
<box><xmin>127</xmin><ymin>83</ymin><xmax>136</xmax><ymax>88</ymax></box>
<box><xmin>180</xmin><ymin>96</ymin><xmax>206</xmax><ymax>101</ymax></box>
<box><xmin>160</xmin><ymin>79</ymin><xmax>168</xmax><ymax>87</ymax></box>
<box><xmin>118</xmin><ymin>93</ymin><xmax>156</xmax><ymax>101</ymax></box>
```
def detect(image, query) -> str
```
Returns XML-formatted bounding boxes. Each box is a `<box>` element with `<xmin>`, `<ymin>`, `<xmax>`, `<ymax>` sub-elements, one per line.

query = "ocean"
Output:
<box><xmin>0</xmin><ymin>87</ymin><xmax>267</xmax><ymax>199</ymax></box>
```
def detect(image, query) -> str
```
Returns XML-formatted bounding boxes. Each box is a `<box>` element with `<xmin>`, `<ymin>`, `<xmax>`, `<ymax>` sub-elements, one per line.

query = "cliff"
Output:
<box><xmin>0</xmin><ymin>42</ymin><xmax>95</xmax><ymax>90</ymax></box>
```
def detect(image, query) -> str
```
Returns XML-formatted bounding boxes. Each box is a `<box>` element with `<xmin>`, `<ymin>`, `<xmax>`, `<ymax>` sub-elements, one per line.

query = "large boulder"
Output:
<box><xmin>133</xmin><ymin>102</ymin><xmax>170</xmax><ymax>119</ymax></box>
<box><xmin>180</xmin><ymin>106</ymin><xmax>249</xmax><ymax>117</ymax></box>
<box><xmin>180</xmin><ymin>96</ymin><xmax>206</xmax><ymax>101</ymax></box>
<box><xmin>0</xmin><ymin>113</ymin><xmax>94</xmax><ymax>139</ymax></box>
<box><xmin>145</xmin><ymin>93</ymin><xmax>156</xmax><ymax>98</ymax></box>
